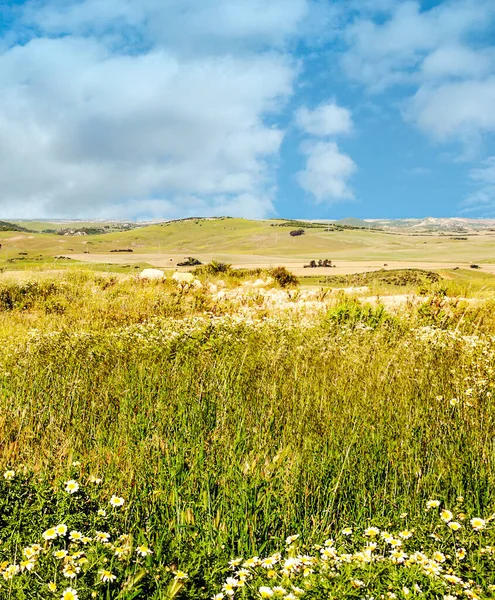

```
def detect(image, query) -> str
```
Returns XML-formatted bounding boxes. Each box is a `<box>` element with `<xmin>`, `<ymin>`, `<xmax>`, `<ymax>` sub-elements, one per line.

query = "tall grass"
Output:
<box><xmin>1</xmin><ymin>272</ymin><xmax>495</xmax><ymax>597</ymax></box>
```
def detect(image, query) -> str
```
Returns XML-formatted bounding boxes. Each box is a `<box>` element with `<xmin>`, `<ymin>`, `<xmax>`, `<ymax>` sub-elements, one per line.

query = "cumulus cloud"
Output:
<box><xmin>22</xmin><ymin>0</ymin><xmax>309</xmax><ymax>54</ymax></box>
<box><xmin>297</xmin><ymin>141</ymin><xmax>356</xmax><ymax>203</ymax></box>
<box><xmin>341</xmin><ymin>0</ymin><xmax>495</xmax><ymax>146</ymax></box>
<box><xmin>0</xmin><ymin>34</ymin><xmax>294</xmax><ymax>218</ymax></box>
<box><xmin>406</xmin><ymin>78</ymin><xmax>495</xmax><ymax>141</ymax></box>
<box><xmin>421</xmin><ymin>44</ymin><xmax>494</xmax><ymax>80</ymax></box>
<box><xmin>295</xmin><ymin>102</ymin><xmax>352</xmax><ymax>136</ymax></box>
<box><xmin>342</xmin><ymin>0</ymin><xmax>495</xmax><ymax>91</ymax></box>
<box><xmin>0</xmin><ymin>0</ymin><xmax>310</xmax><ymax>218</ymax></box>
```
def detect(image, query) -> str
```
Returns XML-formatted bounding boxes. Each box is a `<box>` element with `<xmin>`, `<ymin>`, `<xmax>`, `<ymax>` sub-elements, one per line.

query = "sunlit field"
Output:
<box><xmin>1</xmin><ymin>267</ymin><xmax>495</xmax><ymax>599</ymax></box>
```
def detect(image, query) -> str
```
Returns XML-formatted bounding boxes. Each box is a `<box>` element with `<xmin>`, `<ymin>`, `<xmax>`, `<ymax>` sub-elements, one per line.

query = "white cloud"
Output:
<box><xmin>23</xmin><ymin>0</ymin><xmax>309</xmax><ymax>53</ymax></box>
<box><xmin>421</xmin><ymin>44</ymin><xmax>494</xmax><ymax>80</ymax></box>
<box><xmin>297</xmin><ymin>141</ymin><xmax>356</xmax><ymax>203</ymax></box>
<box><xmin>340</xmin><ymin>0</ymin><xmax>495</xmax><ymax>198</ymax></box>
<box><xmin>0</xmin><ymin>35</ymin><xmax>294</xmax><ymax>218</ymax></box>
<box><xmin>342</xmin><ymin>0</ymin><xmax>495</xmax><ymax>91</ymax></box>
<box><xmin>406</xmin><ymin>78</ymin><xmax>495</xmax><ymax>141</ymax></box>
<box><xmin>295</xmin><ymin>102</ymin><xmax>352</xmax><ymax>136</ymax></box>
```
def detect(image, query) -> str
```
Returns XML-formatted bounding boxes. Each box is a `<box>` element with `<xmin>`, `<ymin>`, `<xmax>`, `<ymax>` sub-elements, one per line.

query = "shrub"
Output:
<box><xmin>269</xmin><ymin>266</ymin><xmax>298</xmax><ymax>287</ymax></box>
<box><xmin>177</xmin><ymin>257</ymin><xmax>202</xmax><ymax>267</ymax></box>
<box><xmin>289</xmin><ymin>228</ymin><xmax>305</xmax><ymax>236</ymax></box>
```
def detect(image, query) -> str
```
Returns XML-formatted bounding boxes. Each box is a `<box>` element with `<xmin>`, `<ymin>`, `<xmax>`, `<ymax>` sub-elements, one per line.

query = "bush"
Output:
<box><xmin>289</xmin><ymin>228</ymin><xmax>305</xmax><ymax>236</ymax></box>
<box><xmin>199</xmin><ymin>260</ymin><xmax>231</xmax><ymax>275</ymax></box>
<box><xmin>177</xmin><ymin>257</ymin><xmax>202</xmax><ymax>267</ymax></box>
<box><xmin>269</xmin><ymin>266</ymin><xmax>298</xmax><ymax>287</ymax></box>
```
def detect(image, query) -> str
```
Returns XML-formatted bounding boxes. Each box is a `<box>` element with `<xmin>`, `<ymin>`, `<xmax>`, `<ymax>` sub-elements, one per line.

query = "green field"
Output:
<box><xmin>3</xmin><ymin>218</ymin><xmax>495</xmax><ymax>269</ymax></box>
<box><xmin>1</xmin><ymin>268</ymin><xmax>495</xmax><ymax>599</ymax></box>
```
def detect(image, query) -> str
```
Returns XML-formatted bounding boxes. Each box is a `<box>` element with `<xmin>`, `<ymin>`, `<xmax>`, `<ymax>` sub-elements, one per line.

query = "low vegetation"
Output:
<box><xmin>316</xmin><ymin>268</ymin><xmax>441</xmax><ymax>287</ymax></box>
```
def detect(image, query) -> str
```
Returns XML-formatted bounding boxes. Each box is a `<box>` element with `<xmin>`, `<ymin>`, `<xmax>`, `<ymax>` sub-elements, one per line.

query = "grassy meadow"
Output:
<box><xmin>1</xmin><ymin>265</ymin><xmax>495</xmax><ymax>599</ymax></box>
<box><xmin>4</xmin><ymin>218</ymin><xmax>495</xmax><ymax>270</ymax></box>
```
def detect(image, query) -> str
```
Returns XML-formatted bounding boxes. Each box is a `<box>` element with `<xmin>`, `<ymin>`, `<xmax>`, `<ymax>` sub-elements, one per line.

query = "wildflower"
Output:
<box><xmin>109</xmin><ymin>495</ymin><xmax>124</xmax><ymax>508</ymax></box>
<box><xmin>448</xmin><ymin>522</ymin><xmax>462</xmax><ymax>531</ymax></box>
<box><xmin>456</xmin><ymin>548</ymin><xmax>466</xmax><ymax>560</ymax></box>
<box><xmin>450</xmin><ymin>398</ymin><xmax>459</xmax><ymax>406</ymax></box>
<box><xmin>237</xmin><ymin>569</ymin><xmax>250</xmax><ymax>581</ymax></box>
<box><xmin>440</xmin><ymin>509</ymin><xmax>453</xmax><ymax>522</ymax></box>
<box><xmin>273</xmin><ymin>586</ymin><xmax>286</xmax><ymax>596</ymax></box>
<box><xmin>3</xmin><ymin>470</ymin><xmax>15</xmax><ymax>480</ymax></box>
<box><xmin>285</xmin><ymin>534</ymin><xmax>299</xmax><ymax>545</ymax></box>
<box><xmin>259</xmin><ymin>587</ymin><xmax>274</xmax><ymax>598</ymax></box>
<box><xmin>56</xmin><ymin>524</ymin><xmax>68</xmax><ymax>536</ymax></box>
<box><xmin>261</xmin><ymin>555</ymin><xmax>279</xmax><ymax>568</ymax></box>
<box><xmin>81</xmin><ymin>537</ymin><xmax>92</xmax><ymax>545</ymax></box>
<box><xmin>351</xmin><ymin>579</ymin><xmax>365</xmax><ymax>588</ymax></box>
<box><xmin>341</xmin><ymin>527</ymin><xmax>353</xmax><ymax>536</ymax></box>
<box><xmin>470</xmin><ymin>517</ymin><xmax>486</xmax><ymax>531</ymax></box>
<box><xmin>54</xmin><ymin>550</ymin><xmax>68</xmax><ymax>559</ymax></box>
<box><xmin>61</xmin><ymin>588</ymin><xmax>79</xmax><ymax>600</ymax></box>
<box><xmin>426</xmin><ymin>500</ymin><xmax>441</xmax><ymax>509</ymax></box>
<box><xmin>223</xmin><ymin>577</ymin><xmax>238</xmax><ymax>596</ymax></box>
<box><xmin>364</xmin><ymin>527</ymin><xmax>380</xmax><ymax>537</ymax></box>
<box><xmin>433</xmin><ymin>551</ymin><xmax>446</xmax><ymax>563</ymax></box>
<box><xmin>389</xmin><ymin>538</ymin><xmax>402</xmax><ymax>547</ymax></box>
<box><xmin>213</xmin><ymin>595</ymin><xmax>224</xmax><ymax>600</ymax></box>
<box><xmin>243</xmin><ymin>557</ymin><xmax>260</xmax><ymax>568</ymax></box>
<box><xmin>63</xmin><ymin>564</ymin><xmax>79</xmax><ymax>579</ymax></box>
<box><xmin>20</xmin><ymin>559</ymin><xmax>35</xmax><ymax>572</ymax></box>
<box><xmin>115</xmin><ymin>544</ymin><xmax>131</xmax><ymax>559</ymax></box>
<box><xmin>136</xmin><ymin>545</ymin><xmax>152</xmax><ymax>557</ymax></box>
<box><xmin>43</xmin><ymin>528</ymin><xmax>58</xmax><ymax>540</ymax></box>
<box><xmin>174</xmin><ymin>571</ymin><xmax>188</xmax><ymax>580</ymax></box>
<box><xmin>403</xmin><ymin>587</ymin><xmax>410</xmax><ymax>596</ymax></box>
<box><xmin>24</xmin><ymin>545</ymin><xmax>41</xmax><ymax>559</ymax></box>
<box><xmin>95</xmin><ymin>531</ymin><xmax>110</xmax><ymax>543</ymax></box>
<box><xmin>390</xmin><ymin>550</ymin><xmax>408</xmax><ymax>563</ymax></box>
<box><xmin>97</xmin><ymin>509</ymin><xmax>107</xmax><ymax>517</ymax></box>
<box><xmin>65</xmin><ymin>480</ymin><xmax>80</xmax><ymax>494</ymax></box>
<box><xmin>320</xmin><ymin>546</ymin><xmax>337</xmax><ymax>560</ymax></box>
<box><xmin>72</xmin><ymin>461</ymin><xmax>81</xmax><ymax>467</ymax></box>
<box><xmin>48</xmin><ymin>582</ymin><xmax>57</xmax><ymax>592</ymax></box>
<box><xmin>100</xmin><ymin>570</ymin><xmax>116</xmax><ymax>583</ymax></box>
<box><xmin>69</xmin><ymin>531</ymin><xmax>83</xmax><ymax>542</ymax></box>
<box><xmin>2</xmin><ymin>564</ymin><xmax>19</xmax><ymax>580</ymax></box>
<box><xmin>399</xmin><ymin>530</ymin><xmax>413</xmax><ymax>539</ymax></box>
<box><xmin>444</xmin><ymin>575</ymin><xmax>462</xmax><ymax>585</ymax></box>
<box><xmin>228</xmin><ymin>558</ymin><xmax>242</xmax><ymax>568</ymax></box>
<box><xmin>89</xmin><ymin>475</ymin><xmax>102</xmax><ymax>484</ymax></box>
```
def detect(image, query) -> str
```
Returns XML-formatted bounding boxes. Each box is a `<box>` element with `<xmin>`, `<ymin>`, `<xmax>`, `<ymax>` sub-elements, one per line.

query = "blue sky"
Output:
<box><xmin>1</xmin><ymin>0</ymin><xmax>495</xmax><ymax>220</ymax></box>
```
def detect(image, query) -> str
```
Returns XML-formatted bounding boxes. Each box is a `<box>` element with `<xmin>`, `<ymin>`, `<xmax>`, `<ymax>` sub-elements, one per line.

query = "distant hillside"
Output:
<box><xmin>0</xmin><ymin>220</ymin><xmax>33</xmax><ymax>233</ymax></box>
<box><xmin>363</xmin><ymin>217</ymin><xmax>495</xmax><ymax>233</ymax></box>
